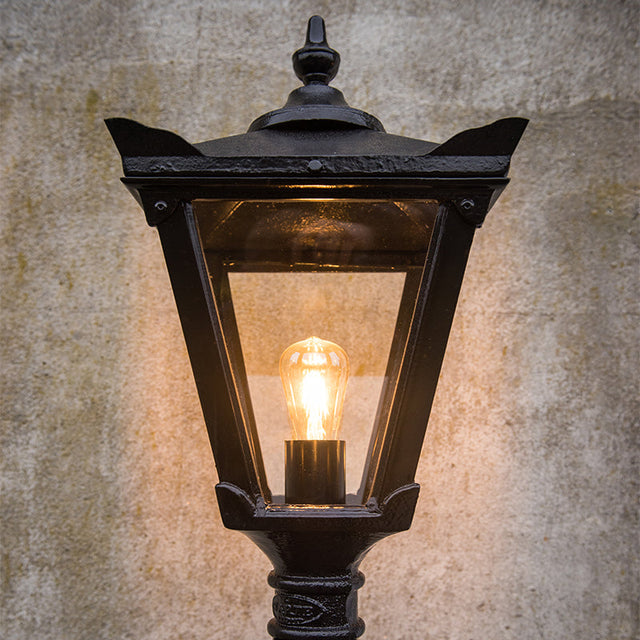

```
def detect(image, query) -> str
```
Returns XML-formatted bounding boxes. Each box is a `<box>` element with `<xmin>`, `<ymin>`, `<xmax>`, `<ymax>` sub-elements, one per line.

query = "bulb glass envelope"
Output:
<box><xmin>279</xmin><ymin>336</ymin><xmax>350</xmax><ymax>442</ymax></box>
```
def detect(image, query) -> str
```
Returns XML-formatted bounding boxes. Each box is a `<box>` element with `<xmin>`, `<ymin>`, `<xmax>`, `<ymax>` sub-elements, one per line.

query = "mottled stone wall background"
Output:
<box><xmin>1</xmin><ymin>1</ymin><xmax>638</xmax><ymax>638</ymax></box>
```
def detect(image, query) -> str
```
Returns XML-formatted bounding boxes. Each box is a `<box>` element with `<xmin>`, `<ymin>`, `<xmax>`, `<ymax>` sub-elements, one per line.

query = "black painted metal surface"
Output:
<box><xmin>107</xmin><ymin>14</ymin><xmax>527</xmax><ymax>639</ymax></box>
<box><xmin>285</xmin><ymin>440</ymin><xmax>346</xmax><ymax>505</ymax></box>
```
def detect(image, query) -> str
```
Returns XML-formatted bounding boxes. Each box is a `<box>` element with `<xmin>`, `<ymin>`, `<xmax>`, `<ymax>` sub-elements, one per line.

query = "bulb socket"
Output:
<box><xmin>285</xmin><ymin>440</ymin><xmax>346</xmax><ymax>505</ymax></box>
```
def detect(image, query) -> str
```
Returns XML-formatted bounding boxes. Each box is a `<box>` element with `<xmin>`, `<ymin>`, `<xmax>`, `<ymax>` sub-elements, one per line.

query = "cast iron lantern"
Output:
<box><xmin>108</xmin><ymin>16</ymin><xmax>526</xmax><ymax>640</ymax></box>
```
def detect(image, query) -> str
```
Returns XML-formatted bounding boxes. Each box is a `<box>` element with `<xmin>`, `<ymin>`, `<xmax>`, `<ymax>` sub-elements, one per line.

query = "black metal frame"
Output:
<box><xmin>108</xmin><ymin>15</ymin><xmax>527</xmax><ymax>640</ymax></box>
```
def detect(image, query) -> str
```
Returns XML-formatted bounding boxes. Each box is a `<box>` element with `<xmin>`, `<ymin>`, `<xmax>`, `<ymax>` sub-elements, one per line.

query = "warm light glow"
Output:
<box><xmin>300</xmin><ymin>369</ymin><xmax>329</xmax><ymax>438</ymax></box>
<box><xmin>280</xmin><ymin>336</ymin><xmax>349</xmax><ymax>440</ymax></box>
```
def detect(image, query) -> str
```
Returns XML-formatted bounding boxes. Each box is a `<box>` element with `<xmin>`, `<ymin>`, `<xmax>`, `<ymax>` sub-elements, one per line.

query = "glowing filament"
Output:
<box><xmin>301</xmin><ymin>369</ymin><xmax>330</xmax><ymax>439</ymax></box>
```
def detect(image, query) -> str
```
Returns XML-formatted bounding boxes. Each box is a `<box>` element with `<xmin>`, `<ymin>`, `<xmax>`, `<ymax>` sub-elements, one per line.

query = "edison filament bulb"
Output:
<box><xmin>280</xmin><ymin>336</ymin><xmax>349</xmax><ymax>504</ymax></box>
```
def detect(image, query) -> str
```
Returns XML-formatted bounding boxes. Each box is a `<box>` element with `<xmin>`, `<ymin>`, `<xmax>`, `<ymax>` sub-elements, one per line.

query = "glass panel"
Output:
<box><xmin>229</xmin><ymin>271</ymin><xmax>405</xmax><ymax>500</ymax></box>
<box><xmin>194</xmin><ymin>200</ymin><xmax>434</xmax><ymax>270</ymax></box>
<box><xmin>192</xmin><ymin>199</ymin><xmax>438</xmax><ymax>504</ymax></box>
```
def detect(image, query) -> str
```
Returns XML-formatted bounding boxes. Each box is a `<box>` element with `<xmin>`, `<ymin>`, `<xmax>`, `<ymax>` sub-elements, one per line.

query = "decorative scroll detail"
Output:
<box><xmin>273</xmin><ymin>594</ymin><xmax>328</xmax><ymax>626</ymax></box>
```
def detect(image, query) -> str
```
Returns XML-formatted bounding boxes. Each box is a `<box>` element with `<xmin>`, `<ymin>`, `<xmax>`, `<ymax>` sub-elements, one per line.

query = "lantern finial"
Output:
<box><xmin>292</xmin><ymin>16</ymin><xmax>340</xmax><ymax>86</ymax></box>
<box><xmin>248</xmin><ymin>15</ymin><xmax>384</xmax><ymax>131</ymax></box>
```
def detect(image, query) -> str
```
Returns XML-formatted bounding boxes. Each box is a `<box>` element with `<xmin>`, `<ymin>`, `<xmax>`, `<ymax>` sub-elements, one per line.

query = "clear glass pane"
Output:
<box><xmin>229</xmin><ymin>271</ymin><xmax>405</xmax><ymax>499</ymax></box>
<box><xmin>192</xmin><ymin>199</ymin><xmax>438</xmax><ymax>503</ymax></box>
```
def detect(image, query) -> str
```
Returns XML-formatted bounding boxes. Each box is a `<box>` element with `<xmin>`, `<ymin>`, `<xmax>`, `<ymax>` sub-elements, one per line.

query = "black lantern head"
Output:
<box><xmin>108</xmin><ymin>16</ymin><xmax>527</xmax><ymax>640</ymax></box>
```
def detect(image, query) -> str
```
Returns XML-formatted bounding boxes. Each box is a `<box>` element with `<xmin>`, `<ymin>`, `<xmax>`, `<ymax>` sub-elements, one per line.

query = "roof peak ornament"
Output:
<box><xmin>248</xmin><ymin>15</ymin><xmax>385</xmax><ymax>132</ymax></box>
<box><xmin>292</xmin><ymin>15</ymin><xmax>340</xmax><ymax>86</ymax></box>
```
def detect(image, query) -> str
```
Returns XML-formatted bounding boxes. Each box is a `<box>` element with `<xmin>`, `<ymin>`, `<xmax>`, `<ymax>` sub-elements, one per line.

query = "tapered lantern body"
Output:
<box><xmin>108</xmin><ymin>15</ymin><xmax>527</xmax><ymax>640</ymax></box>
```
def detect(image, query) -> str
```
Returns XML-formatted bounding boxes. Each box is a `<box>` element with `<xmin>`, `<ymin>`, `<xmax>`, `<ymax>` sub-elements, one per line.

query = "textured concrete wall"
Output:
<box><xmin>1</xmin><ymin>1</ymin><xmax>638</xmax><ymax>639</ymax></box>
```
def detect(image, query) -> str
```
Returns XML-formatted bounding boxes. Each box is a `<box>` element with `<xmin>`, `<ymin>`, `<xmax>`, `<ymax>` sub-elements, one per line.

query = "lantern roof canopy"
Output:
<box><xmin>107</xmin><ymin>16</ymin><xmax>527</xmax><ymax>181</ymax></box>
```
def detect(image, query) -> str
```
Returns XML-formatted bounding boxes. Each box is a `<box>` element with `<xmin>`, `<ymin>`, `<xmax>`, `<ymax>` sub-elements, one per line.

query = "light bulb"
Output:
<box><xmin>281</xmin><ymin>336</ymin><xmax>349</xmax><ymax>504</ymax></box>
<box><xmin>280</xmin><ymin>336</ymin><xmax>349</xmax><ymax>441</ymax></box>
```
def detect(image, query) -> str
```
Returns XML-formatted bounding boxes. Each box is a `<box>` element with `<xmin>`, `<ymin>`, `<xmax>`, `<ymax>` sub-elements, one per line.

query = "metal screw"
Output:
<box><xmin>307</xmin><ymin>160</ymin><xmax>323</xmax><ymax>172</ymax></box>
<box><xmin>154</xmin><ymin>200</ymin><xmax>168</xmax><ymax>212</ymax></box>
